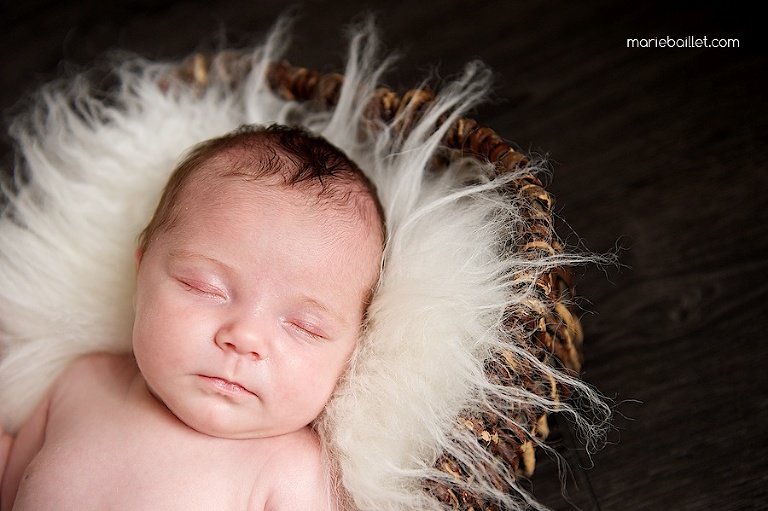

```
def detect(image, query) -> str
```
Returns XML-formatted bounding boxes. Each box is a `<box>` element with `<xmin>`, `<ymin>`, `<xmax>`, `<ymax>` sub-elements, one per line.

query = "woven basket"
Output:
<box><xmin>173</xmin><ymin>51</ymin><xmax>585</xmax><ymax>510</ymax></box>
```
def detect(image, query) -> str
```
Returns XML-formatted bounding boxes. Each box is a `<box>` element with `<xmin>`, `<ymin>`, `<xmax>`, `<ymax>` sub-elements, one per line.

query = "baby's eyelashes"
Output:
<box><xmin>176</xmin><ymin>277</ymin><xmax>228</xmax><ymax>301</ymax></box>
<box><xmin>284</xmin><ymin>318</ymin><xmax>328</xmax><ymax>341</ymax></box>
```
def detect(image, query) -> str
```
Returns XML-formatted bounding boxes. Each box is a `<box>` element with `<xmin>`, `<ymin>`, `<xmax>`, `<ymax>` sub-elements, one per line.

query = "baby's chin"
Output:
<box><xmin>190</xmin><ymin>422</ymin><xmax>320</xmax><ymax>445</ymax></box>
<box><xmin>143</xmin><ymin>378</ymin><xmax>314</xmax><ymax>440</ymax></box>
<box><xmin>185</xmin><ymin>417</ymin><xmax>297</xmax><ymax>440</ymax></box>
<box><xmin>169</xmin><ymin>401</ymin><xmax>311</xmax><ymax>440</ymax></box>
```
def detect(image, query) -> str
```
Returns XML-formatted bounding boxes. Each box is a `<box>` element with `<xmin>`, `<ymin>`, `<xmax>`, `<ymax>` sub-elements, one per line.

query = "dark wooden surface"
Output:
<box><xmin>1</xmin><ymin>1</ymin><xmax>765</xmax><ymax>509</ymax></box>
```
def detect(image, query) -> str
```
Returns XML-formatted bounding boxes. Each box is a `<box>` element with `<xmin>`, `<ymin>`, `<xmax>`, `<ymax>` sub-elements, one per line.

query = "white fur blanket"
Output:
<box><xmin>0</xmin><ymin>18</ymin><xmax>606</xmax><ymax>511</ymax></box>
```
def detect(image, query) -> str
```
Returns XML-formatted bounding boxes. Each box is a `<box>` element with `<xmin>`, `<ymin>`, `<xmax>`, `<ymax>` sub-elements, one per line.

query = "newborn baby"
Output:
<box><xmin>0</xmin><ymin>124</ymin><xmax>385</xmax><ymax>510</ymax></box>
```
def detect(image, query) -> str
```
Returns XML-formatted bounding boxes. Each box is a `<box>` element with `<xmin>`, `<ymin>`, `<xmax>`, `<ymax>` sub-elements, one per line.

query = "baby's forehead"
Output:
<box><xmin>178</xmin><ymin>138</ymin><xmax>384</xmax><ymax>241</ymax></box>
<box><xmin>185</xmin><ymin>166</ymin><xmax>374</xmax><ymax>229</ymax></box>
<box><xmin>176</xmin><ymin>173</ymin><xmax>383</xmax><ymax>282</ymax></box>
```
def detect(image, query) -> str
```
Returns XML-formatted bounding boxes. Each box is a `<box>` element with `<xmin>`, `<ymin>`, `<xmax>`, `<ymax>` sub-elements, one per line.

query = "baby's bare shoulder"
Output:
<box><xmin>261</xmin><ymin>429</ymin><xmax>337</xmax><ymax>510</ymax></box>
<box><xmin>63</xmin><ymin>352</ymin><xmax>133</xmax><ymax>378</ymax></box>
<box><xmin>269</xmin><ymin>427</ymin><xmax>323</xmax><ymax>467</ymax></box>
<box><xmin>56</xmin><ymin>352</ymin><xmax>137</xmax><ymax>395</ymax></box>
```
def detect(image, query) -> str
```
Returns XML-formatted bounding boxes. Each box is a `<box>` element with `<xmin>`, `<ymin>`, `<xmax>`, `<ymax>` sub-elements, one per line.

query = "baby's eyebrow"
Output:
<box><xmin>165</xmin><ymin>249</ymin><xmax>233</xmax><ymax>272</ymax></box>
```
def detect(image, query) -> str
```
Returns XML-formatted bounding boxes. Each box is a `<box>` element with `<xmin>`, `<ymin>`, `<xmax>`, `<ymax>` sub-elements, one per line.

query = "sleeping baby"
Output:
<box><xmin>0</xmin><ymin>124</ymin><xmax>385</xmax><ymax>510</ymax></box>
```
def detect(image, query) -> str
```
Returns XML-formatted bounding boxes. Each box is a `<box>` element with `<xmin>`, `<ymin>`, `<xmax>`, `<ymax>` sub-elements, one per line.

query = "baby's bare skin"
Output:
<box><xmin>2</xmin><ymin>354</ymin><xmax>334</xmax><ymax>510</ymax></box>
<box><xmin>0</xmin><ymin>127</ymin><xmax>384</xmax><ymax>510</ymax></box>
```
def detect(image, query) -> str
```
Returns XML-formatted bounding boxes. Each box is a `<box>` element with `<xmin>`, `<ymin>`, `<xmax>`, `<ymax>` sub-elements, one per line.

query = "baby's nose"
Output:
<box><xmin>214</xmin><ymin>316</ymin><xmax>268</xmax><ymax>360</ymax></box>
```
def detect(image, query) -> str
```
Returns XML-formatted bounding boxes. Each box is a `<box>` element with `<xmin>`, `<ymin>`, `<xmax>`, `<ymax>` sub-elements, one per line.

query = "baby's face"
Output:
<box><xmin>132</xmin><ymin>175</ymin><xmax>382</xmax><ymax>439</ymax></box>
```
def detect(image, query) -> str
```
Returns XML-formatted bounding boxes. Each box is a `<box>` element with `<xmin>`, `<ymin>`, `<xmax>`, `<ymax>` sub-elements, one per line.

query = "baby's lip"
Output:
<box><xmin>199</xmin><ymin>375</ymin><xmax>257</xmax><ymax>397</ymax></box>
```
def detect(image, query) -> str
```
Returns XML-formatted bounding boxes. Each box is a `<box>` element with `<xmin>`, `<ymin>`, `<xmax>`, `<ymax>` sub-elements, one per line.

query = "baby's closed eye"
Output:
<box><xmin>176</xmin><ymin>277</ymin><xmax>228</xmax><ymax>301</ymax></box>
<box><xmin>284</xmin><ymin>318</ymin><xmax>327</xmax><ymax>341</ymax></box>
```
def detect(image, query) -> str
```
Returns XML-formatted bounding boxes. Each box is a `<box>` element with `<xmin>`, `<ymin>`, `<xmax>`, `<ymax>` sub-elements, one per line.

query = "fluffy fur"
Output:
<box><xmin>0</xmin><ymin>19</ymin><xmax>607</xmax><ymax>511</ymax></box>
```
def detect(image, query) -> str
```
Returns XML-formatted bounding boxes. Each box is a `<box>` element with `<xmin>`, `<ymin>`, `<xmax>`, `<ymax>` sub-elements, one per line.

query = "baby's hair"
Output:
<box><xmin>138</xmin><ymin>124</ymin><xmax>385</xmax><ymax>252</ymax></box>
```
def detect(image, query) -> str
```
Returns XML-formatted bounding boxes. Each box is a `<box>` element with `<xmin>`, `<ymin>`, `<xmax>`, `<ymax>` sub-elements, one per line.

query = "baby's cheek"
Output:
<box><xmin>296</xmin><ymin>373</ymin><xmax>337</xmax><ymax>414</ymax></box>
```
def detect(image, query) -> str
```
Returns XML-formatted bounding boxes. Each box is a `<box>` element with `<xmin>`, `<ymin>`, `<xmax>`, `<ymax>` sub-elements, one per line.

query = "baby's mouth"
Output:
<box><xmin>200</xmin><ymin>375</ymin><xmax>256</xmax><ymax>396</ymax></box>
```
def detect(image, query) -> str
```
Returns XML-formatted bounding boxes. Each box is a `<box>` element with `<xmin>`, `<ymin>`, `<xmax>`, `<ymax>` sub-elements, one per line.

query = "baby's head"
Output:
<box><xmin>139</xmin><ymin>124</ymin><xmax>384</xmax><ymax>257</ymax></box>
<box><xmin>132</xmin><ymin>124</ymin><xmax>384</xmax><ymax>439</ymax></box>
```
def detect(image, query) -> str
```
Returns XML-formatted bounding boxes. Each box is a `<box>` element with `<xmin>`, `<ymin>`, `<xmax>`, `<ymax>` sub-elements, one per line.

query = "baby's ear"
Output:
<box><xmin>134</xmin><ymin>248</ymin><xmax>144</xmax><ymax>269</ymax></box>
